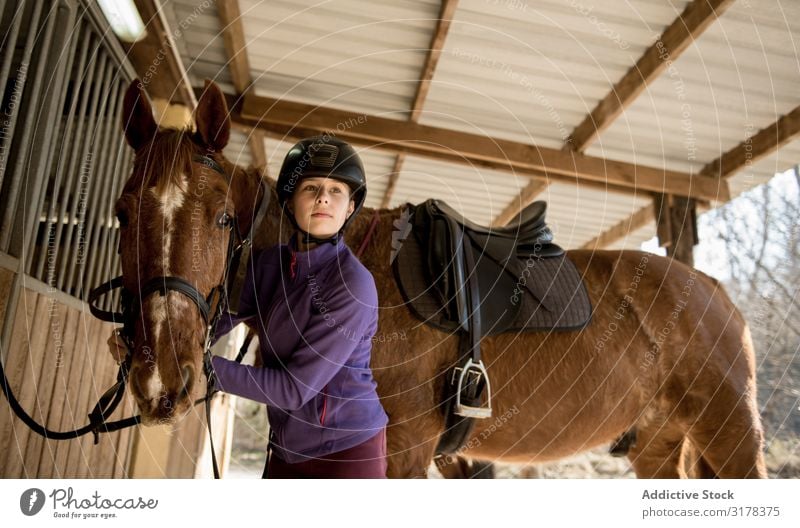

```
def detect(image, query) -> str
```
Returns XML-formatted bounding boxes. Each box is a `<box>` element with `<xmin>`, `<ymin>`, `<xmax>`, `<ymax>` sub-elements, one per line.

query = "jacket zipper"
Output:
<box><xmin>263</xmin><ymin>247</ymin><xmax>292</xmax><ymax>333</ymax></box>
<box><xmin>319</xmin><ymin>384</ymin><xmax>328</xmax><ymax>426</ymax></box>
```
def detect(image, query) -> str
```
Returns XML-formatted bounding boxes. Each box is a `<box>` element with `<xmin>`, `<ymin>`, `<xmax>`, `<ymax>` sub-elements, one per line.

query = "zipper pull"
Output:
<box><xmin>320</xmin><ymin>384</ymin><xmax>328</xmax><ymax>426</ymax></box>
<box><xmin>289</xmin><ymin>250</ymin><xmax>297</xmax><ymax>279</ymax></box>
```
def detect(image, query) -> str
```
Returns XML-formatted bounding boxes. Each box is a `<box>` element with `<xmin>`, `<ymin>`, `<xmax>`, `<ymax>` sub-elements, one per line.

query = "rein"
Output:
<box><xmin>0</xmin><ymin>153</ymin><xmax>270</xmax><ymax>479</ymax></box>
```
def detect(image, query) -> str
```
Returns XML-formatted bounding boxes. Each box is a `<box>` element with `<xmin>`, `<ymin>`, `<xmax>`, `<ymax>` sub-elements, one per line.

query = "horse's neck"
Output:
<box><xmin>346</xmin><ymin>206</ymin><xmax>402</xmax><ymax>270</ymax></box>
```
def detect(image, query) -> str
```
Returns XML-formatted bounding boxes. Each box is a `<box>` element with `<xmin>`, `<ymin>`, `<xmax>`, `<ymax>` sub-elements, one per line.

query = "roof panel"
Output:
<box><xmin>420</xmin><ymin>0</ymin><xmax>692</xmax><ymax>145</ymax></box>
<box><xmin>392</xmin><ymin>155</ymin><xmax>529</xmax><ymax>225</ymax></box>
<box><xmin>242</xmin><ymin>0</ymin><xmax>441</xmax><ymax>115</ymax></box>
<box><xmin>160</xmin><ymin>0</ymin><xmax>797</xmax><ymax>252</ymax></box>
<box><xmin>586</xmin><ymin>0</ymin><xmax>800</xmax><ymax>193</ymax></box>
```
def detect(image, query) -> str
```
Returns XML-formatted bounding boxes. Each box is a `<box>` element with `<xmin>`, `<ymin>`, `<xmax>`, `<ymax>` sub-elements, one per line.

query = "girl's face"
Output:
<box><xmin>288</xmin><ymin>176</ymin><xmax>355</xmax><ymax>238</ymax></box>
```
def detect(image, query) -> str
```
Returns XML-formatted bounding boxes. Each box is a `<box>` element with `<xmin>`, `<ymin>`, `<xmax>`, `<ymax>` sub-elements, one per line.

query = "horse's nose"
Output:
<box><xmin>129</xmin><ymin>366</ymin><xmax>144</xmax><ymax>401</ymax></box>
<box><xmin>179</xmin><ymin>364</ymin><xmax>194</xmax><ymax>401</ymax></box>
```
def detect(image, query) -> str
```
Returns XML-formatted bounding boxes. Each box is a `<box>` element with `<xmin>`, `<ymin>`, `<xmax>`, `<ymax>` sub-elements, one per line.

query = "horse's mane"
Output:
<box><xmin>127</xmin><ymin>128</ymin><xmax>195</xmax><ymax>196</ymax></box>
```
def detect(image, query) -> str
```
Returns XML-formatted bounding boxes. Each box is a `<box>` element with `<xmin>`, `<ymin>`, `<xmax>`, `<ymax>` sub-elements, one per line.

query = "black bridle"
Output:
<box><xmin>0</xmin><ymin>153</ymin><xmax>270</xmax><ymax>479</ymax></box>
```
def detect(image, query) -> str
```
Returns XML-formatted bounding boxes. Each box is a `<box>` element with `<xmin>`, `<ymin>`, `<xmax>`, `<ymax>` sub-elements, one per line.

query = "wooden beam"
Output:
<box><xmin>666</xmin><ymin>195</ymin><xmax>697</xmax><ymax>266</ymax></box>
<box><xmin>216</xmin><ymin>0</ymin><xmax>251</xmax><ymax>94</ymax></box>
<box><xmin>247</xmin><ymin>131</ymin><xmax>267</xmax><ymax>171</ymax></box>
<box><xmin>492</xmin><ymin>178</ymin><xmax>549</xmax><ymax>227</ymax></box>
<box><xmin>566</xmin><ymin>0</ymin><xmax>734</xmax><ymax>152</ymax></box>
<box><xmin>215</xmin><ymin>0</ymin><xmax>268</xmax><ymax>171</ymax></box>
<box><xmin>701</xmin><ymin>105</ymin><xmax>800</xmax><ymax>179</ymax></box>
<box><xmin>581</xmin><ymin>203</ymin><xmax>655</xmax><ymax>250</ymax></box>
<box><xmin>653</xmin><ymin>193</ymin><xmax>672</xmax><ymax>248</ymax></box>
<box><xmin>381</xmin><ymin>0</ymin><xmax>459</xmax><ymax>208</ymax></box>
<box><xmin>381</xmin><ymin>153</ymin><xmax>405</xmax><ymax>209</ymax></box>
<box><xmin>584</xmin><ymin>96</ymin><xmax>799</xmax><ymax>254</ymax></box>
<box><xmin>234</xmin><ymin>91</ymin><xmax>729</xmax><ymax>202</ymax></box>
<box><xmin>505</xmin><ymin>0</ymin><xmax>732</xmax><ymax>229</ymax></box>
<box><xmin>409</xmin><ymin>0</ymin><xmax>459</xmax><ymax>122</ymax></box>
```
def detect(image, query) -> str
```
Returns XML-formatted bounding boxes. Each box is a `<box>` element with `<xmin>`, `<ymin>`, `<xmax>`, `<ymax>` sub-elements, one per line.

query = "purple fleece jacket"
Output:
<box><xmin>210</xmin><ymin>233</ymin><xmax>388</xmax><ymax>463</ymax></box>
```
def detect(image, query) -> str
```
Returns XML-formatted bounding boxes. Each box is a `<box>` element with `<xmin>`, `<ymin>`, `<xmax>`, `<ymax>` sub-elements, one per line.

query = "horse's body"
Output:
<box><xmin>118</xmin><ymin>80</ymin><xmax>765</xmax><ymax>478</ymax></box>
<box><xmin>333</xmin><ymin>209</ymin><xmax>765</xmax><ymax>478</ymax></box>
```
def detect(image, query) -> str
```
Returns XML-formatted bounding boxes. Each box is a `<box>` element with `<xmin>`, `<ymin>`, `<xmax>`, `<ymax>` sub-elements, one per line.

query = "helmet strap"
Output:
<box><xmin>284</xmin><ymin>206</ymin><xmax>342</xmax><ymax>246</ymax></box>
<box><xmin>298</xmin><ymin>228</ymin><xmax>340</xmax><ymax>246</ymax></box>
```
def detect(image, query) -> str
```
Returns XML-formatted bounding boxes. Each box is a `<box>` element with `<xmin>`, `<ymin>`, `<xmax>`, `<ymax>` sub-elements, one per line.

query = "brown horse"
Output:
<box><xmin>118</xmin><ymin>79</ymin><xmax>766</xmax><ymax>478</ymax></box>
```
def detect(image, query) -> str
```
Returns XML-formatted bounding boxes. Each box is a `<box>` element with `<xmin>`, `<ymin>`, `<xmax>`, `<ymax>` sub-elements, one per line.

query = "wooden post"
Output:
<box><xmin>654</xmin><ymin>193</ymin><xmax>698</xmax><ymax>266</ymax></box>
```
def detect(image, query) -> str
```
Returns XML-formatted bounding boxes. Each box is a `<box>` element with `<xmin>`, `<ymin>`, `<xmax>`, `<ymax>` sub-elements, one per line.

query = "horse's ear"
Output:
<box><xmin>122</xmin><ymin>79</ymin><xmax>157</xmax><ymax>150</ymax></box>
<box><xmin>194</xmin><ymin>79</ymin><xmax>230</xmax><ymax>151</ymax></box>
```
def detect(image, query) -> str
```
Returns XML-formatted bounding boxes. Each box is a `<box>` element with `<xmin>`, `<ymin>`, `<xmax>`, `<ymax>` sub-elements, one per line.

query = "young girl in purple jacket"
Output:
<box><xmin>110</xmin><ymin>136</ymin><xmax>389</xmax><ymax>478</ymax></box>
<box><xmin>223</xmin><ymin>136</ymin><xmax>389</xmax><ymax>478</ymax></box>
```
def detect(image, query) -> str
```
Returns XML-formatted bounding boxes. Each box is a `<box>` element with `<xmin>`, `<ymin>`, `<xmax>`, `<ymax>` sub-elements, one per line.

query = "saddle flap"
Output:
<box><xmin>416</xmin><ymin>203</ymin><xmax>461</xmax><ymax>323</ymax></box>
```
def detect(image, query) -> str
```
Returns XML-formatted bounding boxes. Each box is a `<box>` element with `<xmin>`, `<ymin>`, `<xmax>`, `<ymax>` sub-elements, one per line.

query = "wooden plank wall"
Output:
<box><xmin>0</xmin><ymin>286</ymin><xmax>136</xmax><ymax>477</ymax></box>
<box><xmin>0</xmin><ymin>280</ymin><xmax>238</xmax><ymax>478</ymax></box>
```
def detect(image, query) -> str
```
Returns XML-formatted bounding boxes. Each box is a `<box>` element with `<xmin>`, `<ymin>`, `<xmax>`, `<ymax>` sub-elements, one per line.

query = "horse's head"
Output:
<box><xmin>116</xmin><ymin>79</ymin><xmax>270</xmax><ymax>425</ymax></box>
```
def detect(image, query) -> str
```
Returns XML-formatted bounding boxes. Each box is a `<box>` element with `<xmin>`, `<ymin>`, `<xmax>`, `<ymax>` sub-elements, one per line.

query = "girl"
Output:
<box><xmin>110</xmin><ymin>136</ymin><xmax>389</xmax><ymax>478</ymax></box>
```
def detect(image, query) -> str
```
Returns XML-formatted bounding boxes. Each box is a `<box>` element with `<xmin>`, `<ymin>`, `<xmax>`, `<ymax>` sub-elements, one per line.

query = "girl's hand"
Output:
<box><xmin>107</xmin><ymin>329</ymin><xmax>129</xmax><ymax>364</ymax></box>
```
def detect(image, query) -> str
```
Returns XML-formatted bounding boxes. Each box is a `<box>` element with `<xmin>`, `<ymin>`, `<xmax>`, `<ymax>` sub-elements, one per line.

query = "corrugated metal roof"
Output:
<box><xmin>421</xmin><ymin>0</ymin><xmax>693</xmax><ymax>146</ymax></box>
<box><xmin>587</xmin><ymin>0</ymin><xmax>800</xmax><ymax>183</ymax></box>
<box><xmin>391</xmin><ymin>155</ymin><xmax>529</xmax><ymax>224</ymax></box>
<box><xmin>242</xmin><ymin>0</ymin><xmax>442</xmax><ymax>115</ymax></box>
<box><xmin>164</xmin><ymin>0</ymin><xmax>235</xmax><ymax>93</ymax></box>
<box><xmin>161</xmin><ymin>0</ymin><xmax>799</xmax><ymax>250</ymax></box>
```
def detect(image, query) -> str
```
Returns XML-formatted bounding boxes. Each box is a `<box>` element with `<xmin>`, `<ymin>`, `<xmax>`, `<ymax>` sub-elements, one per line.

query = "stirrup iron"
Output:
<box><xmin>453</xmin><ymin>358</ymin><xmax>492</xmax><ymax>419</ymax></box>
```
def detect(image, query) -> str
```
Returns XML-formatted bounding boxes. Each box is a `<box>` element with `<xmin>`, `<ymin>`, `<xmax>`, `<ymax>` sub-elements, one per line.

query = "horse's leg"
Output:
<box><xmin>626</xmin><ymin>421</ymin><xmax>687</xmax><ymax>478</ymax></box>
<box><xmin>434</xmin><ymin>455</ymin><xmax>471</xmax><ymax>478</ymax></box>
<box><xmin>434</xmin><ymin>456</ymin><xmax>496</xmax><ymax>478</ymax></box>
<box><xmin>683</xmin><ymin>442</ymin><xmax>718</xmax><ymax>478</ymax></box>
<box><xmin>385</xmin><ymin>418</ymin><xmax>440</xmax><ymax>478</ymax></box>
<box><xmin>686</xmin><ymin>400</ymin><xmax>767</xmax><ymax>478</ymax></box>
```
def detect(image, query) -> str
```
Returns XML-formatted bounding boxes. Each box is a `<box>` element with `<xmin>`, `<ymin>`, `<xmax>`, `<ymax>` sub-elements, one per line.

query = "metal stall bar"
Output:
<box><xmin>78</xmin><ymin>78</ymin><xmax>123</xmax><ymax>300</ymax></box>
<box><xmin>33</xmin><ymin>21</ymin><xmax>90</xmax><ymax>280</ymax></box>
<box><xmin>85</xmin><ymin>86</ymin><xmax>127</xmax><ymax>299</ymax></box>
<box><xmin>55</xmin><ymin>51</ymin><xmax>109</xmax><ymax>292</ymax></box>
<box><xmin>0</xmin><ymin>0</ymin><xmax>46</xmax><ymax>253</ymax></box>
<box><xmin>49</xmin><ymin>34</ymin><xmax>99</xmax><ymax>291</ymax></box>
<box><xmin>61</xmin><ymin>54</ymin><xmax>114</xmax><ymax>296</ymax></box>
<box><xmin>22</xmin><ymin>0</ymin><xmax>79</xmax><ymax>276</ymax></box>
<box><xmin>0</xmin><ymin>1</ymin><xmax>25</xmax><ymax>192</ymax></box>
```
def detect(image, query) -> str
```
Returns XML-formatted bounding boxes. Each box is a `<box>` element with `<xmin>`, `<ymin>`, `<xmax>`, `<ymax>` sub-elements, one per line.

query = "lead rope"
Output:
<box><xmin>203</xmin><ymin>286</ymin><xmax>225</xmax><ymax>480</ymax></box>
<box><xmin>355</xmin><ymin>210</ymin><xmax>381</xmax><ymax>259</ymax></box>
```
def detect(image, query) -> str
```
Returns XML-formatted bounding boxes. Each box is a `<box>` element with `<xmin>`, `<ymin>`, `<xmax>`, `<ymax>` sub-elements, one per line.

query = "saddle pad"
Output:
<box><xmin>392</xmin><ymin>217</ymin><xmax>592</xmax><ymax>334</ymax></box>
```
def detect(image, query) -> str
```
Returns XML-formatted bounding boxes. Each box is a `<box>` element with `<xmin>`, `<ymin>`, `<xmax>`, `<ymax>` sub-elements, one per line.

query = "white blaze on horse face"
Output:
<box><xmin>154</xmin><ymin>176</ymin><xmax>187</xmax><ymax>274</ymax></box>
<box><xmin>144</xmin><ymin>293</ymin><xmax>168</xmax><ymax>402</ymax></box>
<box><xmin>142</xmin><ymin>178</ymin><xmax>188</xmax><ymax>407</ymax></box>
<box><xmin>144</xmin><ymin>290</ymin><xmax>192</xmax><ymax>405</ymax></box>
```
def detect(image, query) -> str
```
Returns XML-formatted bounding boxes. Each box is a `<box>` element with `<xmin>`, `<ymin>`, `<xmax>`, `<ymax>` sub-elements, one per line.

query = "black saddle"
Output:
<box><xmin>391</xmin><ymin>198</ymin><xmax>592</xmax><ymax>455</ymax></box>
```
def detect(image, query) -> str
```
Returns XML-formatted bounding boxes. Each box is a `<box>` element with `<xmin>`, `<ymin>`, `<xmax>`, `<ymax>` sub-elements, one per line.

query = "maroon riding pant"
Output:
<box><xmin>263</xmin><ymin>428</ymin><xmax>387</xmax><ymax>478</ymax></box>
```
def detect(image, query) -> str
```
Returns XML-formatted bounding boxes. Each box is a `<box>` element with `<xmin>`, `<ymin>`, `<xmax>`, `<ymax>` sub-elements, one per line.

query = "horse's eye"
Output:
<box><xmin>116</xmin><ymin>211</ymin><xmax>129</xmax><ymax>228</ymax></box>
<box><xmin>217</xmin><ymin>212</ymin><xmax>232</xmax><ymax>227</ymax></box>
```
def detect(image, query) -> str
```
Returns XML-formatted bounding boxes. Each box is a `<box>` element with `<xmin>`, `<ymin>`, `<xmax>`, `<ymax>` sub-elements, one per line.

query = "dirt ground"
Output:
<box><xmin>228</xmin><ymin>400</ymin><xmax>799</xmax><ymax>479</ymax></box>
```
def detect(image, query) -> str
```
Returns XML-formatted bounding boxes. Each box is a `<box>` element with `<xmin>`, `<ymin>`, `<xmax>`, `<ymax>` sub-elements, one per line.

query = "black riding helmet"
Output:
<box><xmin>277</xmin><ymin>136</ymin><xmax>367</xmax><ymax>245</ymax></box>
